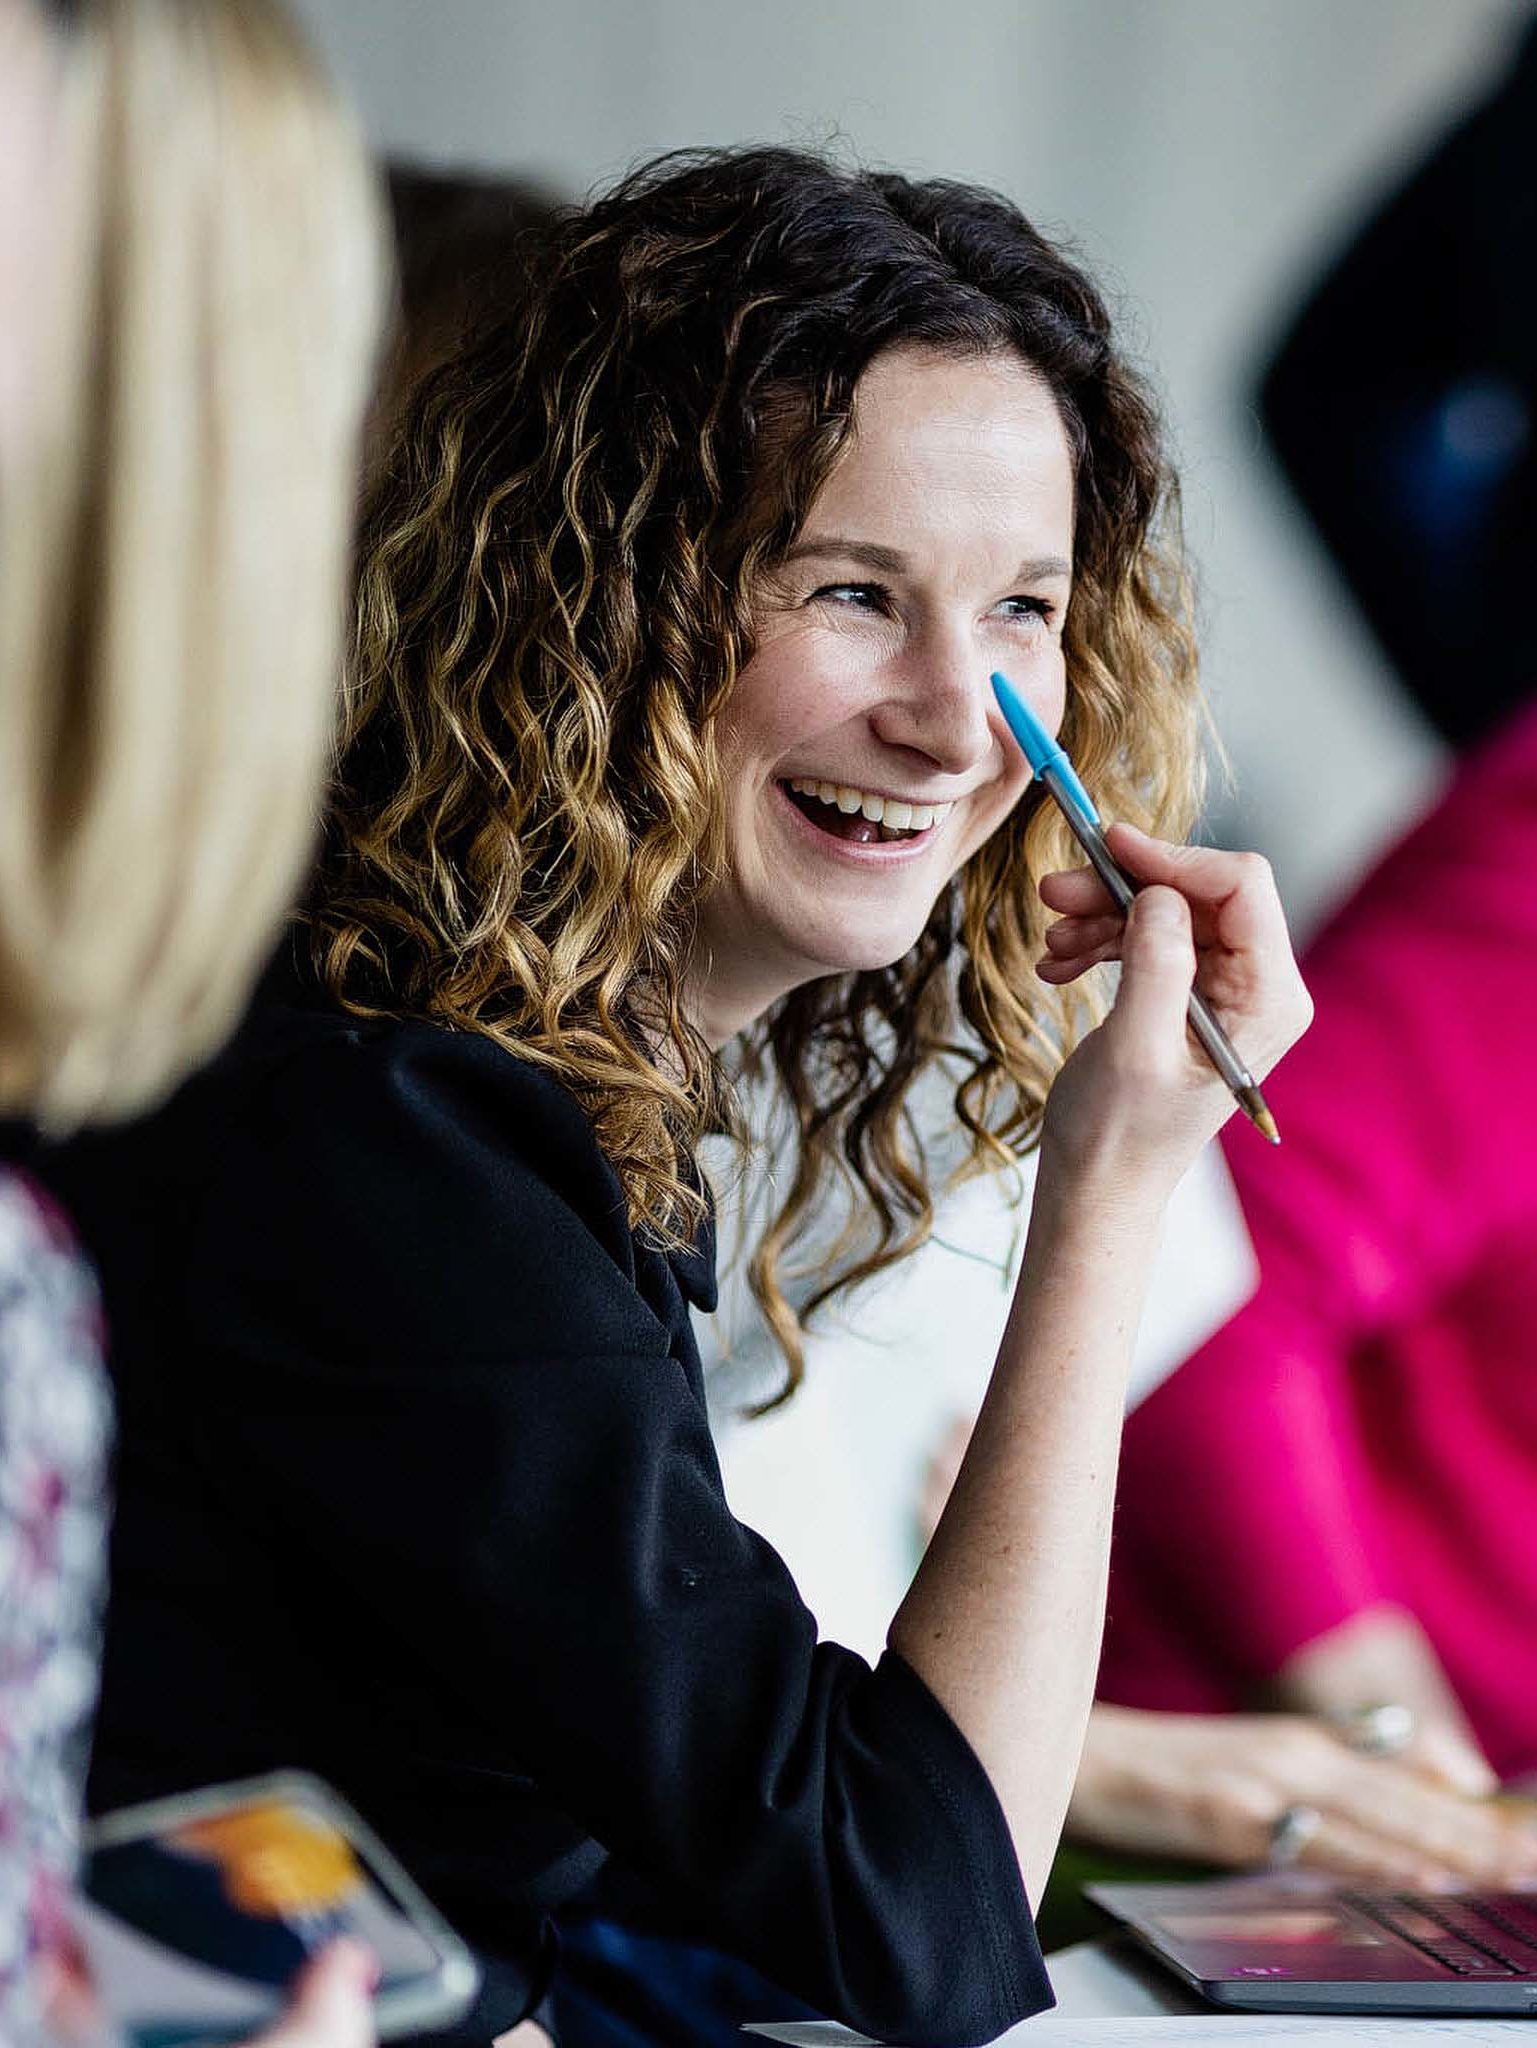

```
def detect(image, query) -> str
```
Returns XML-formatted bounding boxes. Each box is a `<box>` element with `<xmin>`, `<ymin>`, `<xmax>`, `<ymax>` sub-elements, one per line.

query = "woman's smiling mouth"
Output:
<box><xmin>779</xmin><ymin>777</ymin><xmax>954</xmax><ymax>849</ymax></box>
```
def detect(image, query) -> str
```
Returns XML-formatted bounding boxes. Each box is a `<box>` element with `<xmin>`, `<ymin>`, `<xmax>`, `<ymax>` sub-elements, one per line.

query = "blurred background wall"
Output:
<box><xmin>292</xmin><ymin>0</ymin><xmax>1530</xmax><ymax>936</ymax></box>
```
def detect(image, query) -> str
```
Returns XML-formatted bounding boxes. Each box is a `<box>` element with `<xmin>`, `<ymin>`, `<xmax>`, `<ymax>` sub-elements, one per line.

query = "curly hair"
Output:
<box><xmin>311</xmin><ymin>145</ymin><xmax>1202</xmax><ymax>1401</ymax></box>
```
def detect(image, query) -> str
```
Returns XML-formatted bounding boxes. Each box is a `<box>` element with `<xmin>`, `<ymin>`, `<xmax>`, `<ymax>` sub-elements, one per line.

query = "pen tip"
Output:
<box><xmin>1237</xmin><ymin>1085</ymin><xmax>1280</xmax><ymax>1146</ymax></box>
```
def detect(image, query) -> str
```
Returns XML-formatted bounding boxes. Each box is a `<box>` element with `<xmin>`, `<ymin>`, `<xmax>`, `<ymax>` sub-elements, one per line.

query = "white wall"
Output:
<box><xmin>293</xmin><ymin>0</ymin><xmax>1529</xmax><ymax>931</ymax></box>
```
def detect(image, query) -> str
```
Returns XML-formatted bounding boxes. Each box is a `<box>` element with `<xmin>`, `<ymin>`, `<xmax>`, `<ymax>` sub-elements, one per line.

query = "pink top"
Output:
<box><xmin>1099</xmin><ymin>700</ymin><xmax>1537</xmax><ymax>1778</ymax></box>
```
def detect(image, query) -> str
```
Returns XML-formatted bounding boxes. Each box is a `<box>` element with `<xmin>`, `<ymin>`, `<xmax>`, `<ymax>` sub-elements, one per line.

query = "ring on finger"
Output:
<box><xmin>1332</xmin><ymin>1703</ymin><xmax>1416</xmax><ymax>1760</ymax></box>
<box><xmin>1268</xmin><ymin>1802</ymin><xmax>1324</xmax><ymax>1868</ymax></box>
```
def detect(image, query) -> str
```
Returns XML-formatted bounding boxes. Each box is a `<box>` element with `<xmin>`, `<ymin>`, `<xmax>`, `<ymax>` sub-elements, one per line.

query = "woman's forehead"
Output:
<box><xmin>805</xmin><ymin>349</ymin><xmax>1076</xmax><ymax>566</ymax></box>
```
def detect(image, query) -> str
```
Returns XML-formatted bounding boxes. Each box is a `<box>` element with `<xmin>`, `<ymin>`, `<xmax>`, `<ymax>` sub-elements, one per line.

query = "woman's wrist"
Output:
<box><xmin>1030</xmin><ymin>1134</ymin><xmax>1178</xmax><ymax>1248</ymax></box>
<box><xmin>996</xmin><ymin>1153</ymin><xmax>1168</xmax><ymax>1402</ymax></box>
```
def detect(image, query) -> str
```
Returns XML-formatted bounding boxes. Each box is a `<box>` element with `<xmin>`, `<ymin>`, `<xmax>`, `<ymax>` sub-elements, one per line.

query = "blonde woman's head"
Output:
<box><xmin>0</xmin><ymin>0</ymin><xmax>385</xmax><ymax>1126</ymax></box>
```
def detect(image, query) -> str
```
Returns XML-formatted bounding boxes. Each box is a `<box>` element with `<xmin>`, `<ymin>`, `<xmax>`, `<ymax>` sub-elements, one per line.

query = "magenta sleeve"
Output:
<box><xmin>1105</xmin><ymin>706</ymin><xmax>1537</xmax><ymax>1693</ymax></box>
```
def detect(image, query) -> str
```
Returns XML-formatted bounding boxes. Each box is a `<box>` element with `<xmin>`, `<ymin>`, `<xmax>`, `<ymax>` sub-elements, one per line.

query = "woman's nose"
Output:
<box><xmin>870</xmin><ymin>633</ymin><xmax>995</xmax><ymax>777</ymax></box>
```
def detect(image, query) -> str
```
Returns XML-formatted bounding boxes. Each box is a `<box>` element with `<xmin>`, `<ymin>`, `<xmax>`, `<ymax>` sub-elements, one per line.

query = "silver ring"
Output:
<box><xmin>1268</xmin><ymin>1802</ymin><xmax>1324</xmax><ymax>1868</ymax></box>
<box><xmin>1334</xmin><ymin>1703</ymin><xmax>1416</xmax><ymax>1759</ymax></box>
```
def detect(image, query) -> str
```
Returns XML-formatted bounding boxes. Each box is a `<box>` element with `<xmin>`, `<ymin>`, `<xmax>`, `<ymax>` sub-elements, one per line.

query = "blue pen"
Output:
<box><xmin>991</xmin><ymin>670</ymin><xmax>1279</xmax><ymax>1145</ymax></box>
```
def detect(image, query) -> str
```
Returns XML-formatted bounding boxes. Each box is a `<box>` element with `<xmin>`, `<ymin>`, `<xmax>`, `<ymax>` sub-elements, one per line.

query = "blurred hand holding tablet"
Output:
<box><xmin>71</xmin><ymin>1773</ymin><xmax>477</xmax><ymax>2046</ymax></box>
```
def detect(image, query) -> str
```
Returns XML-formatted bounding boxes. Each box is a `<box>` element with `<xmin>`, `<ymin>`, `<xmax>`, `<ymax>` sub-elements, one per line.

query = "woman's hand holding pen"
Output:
<box><xmin>890</xmin><ymin>824</ymin><xmax>1309</xmax><ymax>1904</ymax></box>
<box><xmin>1035</xmin><ymin>823</ymin><xmax>1312</xmax><ymax>1194</ymax></box>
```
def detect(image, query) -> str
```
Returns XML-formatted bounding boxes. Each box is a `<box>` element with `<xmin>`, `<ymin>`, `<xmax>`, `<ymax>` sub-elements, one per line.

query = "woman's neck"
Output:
<box><xmin>684</xmin><ymin>953</ymin><xmax>804</xmax><ymax>1051</ymax></box>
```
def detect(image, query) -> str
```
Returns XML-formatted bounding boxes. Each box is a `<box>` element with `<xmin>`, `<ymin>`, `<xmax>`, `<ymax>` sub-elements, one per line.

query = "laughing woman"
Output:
<box><xmin>37</xmin><ymin>149</ymin><xmax>1309</xmax><ymax>2047</ymax></box>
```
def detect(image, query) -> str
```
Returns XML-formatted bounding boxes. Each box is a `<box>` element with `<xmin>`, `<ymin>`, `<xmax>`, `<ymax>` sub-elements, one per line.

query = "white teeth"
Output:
<box><xmin>786</xmin><ymin>778</ymin><xmax>953</xmax><ymax>833</ymax></box>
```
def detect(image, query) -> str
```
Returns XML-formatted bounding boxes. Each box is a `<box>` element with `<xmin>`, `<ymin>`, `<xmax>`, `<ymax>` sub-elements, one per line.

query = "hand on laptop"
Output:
<box><xmin>1069</xmin><ymin>1706</ymin><xmax>1537</xmax><ymax>1889</ymax></box>
<box><xmin>1275</xmin><ymin>1606</ymin><xmax>1496</xmax><ymax>1796</ymax></box>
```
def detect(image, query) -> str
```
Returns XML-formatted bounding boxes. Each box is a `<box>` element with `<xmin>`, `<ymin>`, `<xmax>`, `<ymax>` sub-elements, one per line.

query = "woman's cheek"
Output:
<box><xmin>1006</xmin><ymin>634</ymin><xmax>1068</xmax><ymax>731</ymax></box>
<box><xmin>952</xmin><ymin>758</ymin><xmax>1035</xmax><ymax>878</ymax></box>
<box><xmin>763</xmin><ymin>636</ymin><xmax>880</xmax><ymax>739</ymax></box>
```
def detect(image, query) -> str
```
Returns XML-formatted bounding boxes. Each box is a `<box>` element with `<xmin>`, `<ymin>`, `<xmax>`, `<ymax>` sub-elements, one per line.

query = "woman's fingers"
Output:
<box><xmin>1074</xmin><ymin>1709</ymin><xmax>1537</xmax><ymax>1890</ymax></box>
<box><xmin>1038</xmin><ymin>865</ymin><xmax>1118</xmax><ymax>918</ymax></box>
<box><xmin>1320</xmin><ymin>1762</ymin><xmax>1537</xmax><ymax>1886</ymax></box>
<box><xmin>1291</xmin><ymin>1811</ymin><xmax>1468</xmax><ymax>1891</ymax></box>
<box><xmin>1043</xmin><ymin>914</ymin><xmax>1123</xmax><ymax>957</ymax></box>
<box><xmin>1037</xmin><ymin>911</ymin><xmax>1126</xmax><ymax>982</ymax></box>
<box><xmin>1041</xmin><ymin>826</ymin><xmax>1310</xmax><ymax>1066</ymax></box>
<box><xmin>247</xmin><ymin>1941</ymin><xmax>377</xmax><ymax>2048</ymax></box>
<box><xmin>1075</xmin><ymin>1706</ymin><xmax>1537</xmax><ymax>1893</ymax></box>
<box><xmin>1040</xmin><ymin>825</ymin><xmax>1290</xmax><ymax>957</ymax></box>
<box><xmin>1106</xmin><ymin>824</ymin><xmax>1290</xmax><ymax>948</ymax></box>
<box><xmin>1035</xmin><ymin>943</ymin><xmax>1121</xmax><ymax>984</ymax></box>
<box><xmin>1264</xmin><ymin>1724</ymin><xmax>1537</xmax><ymax>1888</ymax></box>
<box><xmin>1409</xmin><ymin>1723</ymin><xmax>1503</xmax><ymax>1800</ymax></box>
<box><xmin>1037</xmin><ymin>824</ymin><xmax>1309</xmax><ymax>1174</ymax></box>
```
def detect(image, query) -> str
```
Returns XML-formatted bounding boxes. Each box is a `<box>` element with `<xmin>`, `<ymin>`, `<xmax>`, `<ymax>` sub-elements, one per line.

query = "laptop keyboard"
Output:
<box><xmin>1345</xmin><ymin>1892</ymin><xmax>1537</xmax><ymax>1977</ymax></box>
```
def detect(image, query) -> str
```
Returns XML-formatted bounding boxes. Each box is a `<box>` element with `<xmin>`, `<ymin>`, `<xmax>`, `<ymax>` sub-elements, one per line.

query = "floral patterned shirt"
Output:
<box><xmin>0</xmin><ymin>1167</ymin><xmax>110</xmax><ymax>2041</ymax></box>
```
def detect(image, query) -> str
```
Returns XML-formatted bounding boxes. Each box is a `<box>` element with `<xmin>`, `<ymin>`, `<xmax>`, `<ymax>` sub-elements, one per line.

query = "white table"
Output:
<box><xmin>744</xmin><ymin>1938</ymin><xmax>1199</xmax><ymax>2044</ymax></box>
<box><xmin>747</xmin><ymin>1936</ymin><xmax>1536</xmax><ymax>2044</ymax></box>
<box><xmin>1045</xmin><ymin>1937</ymin><xmax>1208</xmax><ymax>2019</ymax></box>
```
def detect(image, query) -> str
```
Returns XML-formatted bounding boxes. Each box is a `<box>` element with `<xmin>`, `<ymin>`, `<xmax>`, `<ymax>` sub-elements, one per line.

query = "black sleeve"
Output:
<box><xmin>179</xmin><ymin>1023</ymin><xmax>1047</xmax><ymax>2045</ymax></box>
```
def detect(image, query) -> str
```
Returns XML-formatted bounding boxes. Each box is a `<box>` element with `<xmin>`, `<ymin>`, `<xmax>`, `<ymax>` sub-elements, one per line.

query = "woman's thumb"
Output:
<box><xmin>1111</xmin><ymin>884</ymin><xmax>1196</xmax><ymax>1050</ymax></box>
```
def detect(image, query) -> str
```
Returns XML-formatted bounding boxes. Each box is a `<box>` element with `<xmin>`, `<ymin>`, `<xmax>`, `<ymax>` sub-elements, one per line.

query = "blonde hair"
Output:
<box><xmin>0</xmin><ymin>0</ymin><xmax>385</xmax><ymax>1128</ymax></box>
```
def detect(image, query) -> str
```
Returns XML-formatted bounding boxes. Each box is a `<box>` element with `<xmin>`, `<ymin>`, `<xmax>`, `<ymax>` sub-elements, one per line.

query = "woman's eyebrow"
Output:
<box><xmin>784</xmin><ymin>537</ymin><xmax>909</xmax><ymax>573</ymax></box>
<box><xmin>784</xmin><ymin>537</ymin><xmax>1073</xmax><ymax>583</ymax></box>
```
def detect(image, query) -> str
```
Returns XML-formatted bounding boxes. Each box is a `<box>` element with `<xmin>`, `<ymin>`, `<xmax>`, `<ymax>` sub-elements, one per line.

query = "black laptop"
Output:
<box><xmin>1089</xmin><ymin>1873</ymin><xmax>1537</xmax><ymax>2014</ymax></box>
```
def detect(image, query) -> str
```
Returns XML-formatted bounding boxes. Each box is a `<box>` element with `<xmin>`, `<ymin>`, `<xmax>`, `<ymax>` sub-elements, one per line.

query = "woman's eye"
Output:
<box><xmin>997</xmin><ymin>595</ymin><xmax>1055</xmax><ymax>627</ymax></box>
<box><xmin>812</xmin><ymin>582</ymin><xmax>890</xmax><ymax>613</ymax></box>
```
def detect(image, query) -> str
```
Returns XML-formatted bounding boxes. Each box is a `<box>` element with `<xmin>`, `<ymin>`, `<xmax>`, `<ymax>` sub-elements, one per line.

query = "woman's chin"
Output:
<box><xmin>783</xmin><ymin>914</ymin><xmax>933</xmax><ymax>984</ymax></box>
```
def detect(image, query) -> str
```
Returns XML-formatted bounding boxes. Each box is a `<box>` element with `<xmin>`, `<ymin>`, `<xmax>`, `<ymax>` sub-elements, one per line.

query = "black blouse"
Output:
<box><xmin>28</xmin><ymin>990</ymin><xmax>1048</xmax><ymax>2045</ymax></box>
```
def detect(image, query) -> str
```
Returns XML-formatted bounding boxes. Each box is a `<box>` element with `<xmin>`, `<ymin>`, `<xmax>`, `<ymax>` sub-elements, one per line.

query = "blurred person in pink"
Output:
<box><xmin>1102</xmin><ymin>19</ymin><xmax>1537</xmax><ymax>1813</ymax></box>
<box><xmin>1102</xmin><ymin>699</ymin><xmax>1537</xmax><ymax>1786</ymax></box>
